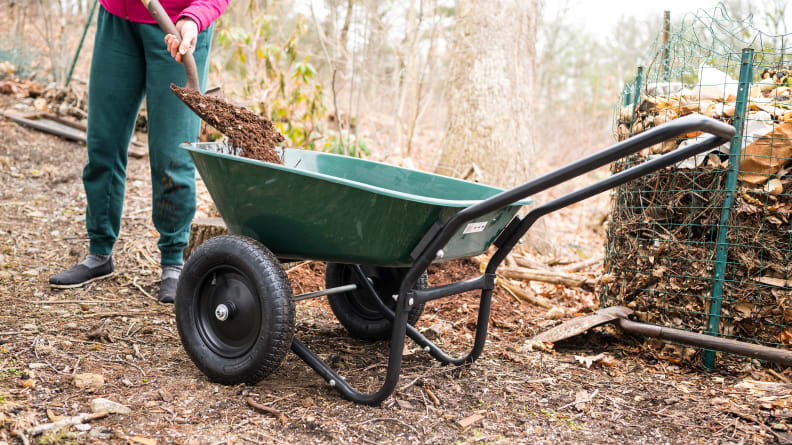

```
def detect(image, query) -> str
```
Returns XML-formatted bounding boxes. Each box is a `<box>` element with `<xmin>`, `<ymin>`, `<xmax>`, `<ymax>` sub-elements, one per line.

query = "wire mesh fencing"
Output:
<box><xmin>604</xmin><ymin>6</ymin><xmax>792</xmax><ymax>369</ymax></box>
<box><xmin>0</xmin><ymin>37</ymin><xmax>40</xmax><ymax>80</ymax></box>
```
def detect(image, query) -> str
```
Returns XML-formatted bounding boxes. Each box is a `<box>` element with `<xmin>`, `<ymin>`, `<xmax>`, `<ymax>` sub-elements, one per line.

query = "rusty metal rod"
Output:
<box><xmin>617</xmin><ymin>318</ymin><xmax>792</xmax><ymax>367</ymax></box>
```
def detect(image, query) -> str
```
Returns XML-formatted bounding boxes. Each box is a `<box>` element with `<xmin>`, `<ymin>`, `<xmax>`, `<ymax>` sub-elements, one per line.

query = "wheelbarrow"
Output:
<box><xmin>175</xmin><ymin>115</ymin><xmax>734</xmax><ymax>405</ymax></box>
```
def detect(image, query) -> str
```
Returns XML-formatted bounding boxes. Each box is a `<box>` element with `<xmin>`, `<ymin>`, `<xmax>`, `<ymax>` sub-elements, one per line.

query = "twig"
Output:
<box><xmin>557</xmin><ymin>389</ymin><xmax>599</xmax><ymax>411</ymax></box>
<box><xmin>131</xmin><ymin>278</ymin><xmax>155</xmax><ymax>301</ymax></box>
<box><xmin>496</xmin><ymin>276</ymin><xmax>552</xmax><ymax>309</ymax></box>
<box><xmin>425</xmin><ymin>387</ymin><xmax>441</xmax><ymax>406</ymax></box>
<box><xmin>246</xmin><ymin>397</ymin><xmax>287</xmax><ymax>425</ymax></box>
<box><xmin>261</xmin><ymin>392</ymin><xmax>296</xmax><ymax>406</ymax></box>
<box><xmin>500</xmin><ymin>280</ymin><xmax>525</xmax><ymax>305</ymax></box>
<box><xmin>99</xmin><ymin>357</ymin><xmax>146</xmax><ymax>377</ymax></box>
<box><xmin>30</xmin><ymin>411</ymin><xmax>109</xmax><ymax>436</ymax></box>
<box><xmin>285</xmin><ymin>261</ymin><xmax>312</xmax><ymax>274</ymax></box>
<box><xmin>30</xmin><ymin>300</ymin><xmax>112</xmax><ymax>305</ymax></box>
<box><xmin>768</xmin><ymin>368</ymin><xmax>791</xmax><ymax>383</ymax></box>
<box><xmin>83</xmin><ymin>311</ymin><xmax>159</xmax><ymax>318</ymax></box>
<box><xmin>499</xmin><ymin>266</ymin><xmax>597</xmax><ymax>292</ymax></box>
<box><xmin>513</xmin><ymin>255</ymin><xmax>553</xmax><ymax>271</ymax></box>
<box><xmin>137</xmin><ymin>246</ymin><xmax>159</xmax><ymax>267</ymax></box>
<box><xmin>556</xmin><ymin>255</ymin><xmax>604</xmax><ymax>273</ymax></box>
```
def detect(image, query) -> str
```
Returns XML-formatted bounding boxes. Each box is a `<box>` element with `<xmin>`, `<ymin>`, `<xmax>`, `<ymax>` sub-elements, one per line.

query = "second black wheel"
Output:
<box><xmin>325</xmin><ymin>263</ymin><xmax>428</xmax><ymax>340</ymax></box>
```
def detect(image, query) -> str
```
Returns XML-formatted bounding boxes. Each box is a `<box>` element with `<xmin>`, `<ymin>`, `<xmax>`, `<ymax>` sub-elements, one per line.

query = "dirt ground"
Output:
<box><xmin>2</xmin><ymin>105</ymin><xmax>792</xmax><ymax>444</ymax></box>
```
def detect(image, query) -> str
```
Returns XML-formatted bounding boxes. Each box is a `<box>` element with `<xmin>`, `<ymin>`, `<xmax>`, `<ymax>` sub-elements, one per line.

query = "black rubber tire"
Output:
<box><xmin>175</xmin><ymin>235</ymin><xmax>295</xmax><ymax>385</ymax></box>
<box><xmin>325</xmin><ymin>263</ymin><xmax>427</xmax><ymax>340</ymax></box>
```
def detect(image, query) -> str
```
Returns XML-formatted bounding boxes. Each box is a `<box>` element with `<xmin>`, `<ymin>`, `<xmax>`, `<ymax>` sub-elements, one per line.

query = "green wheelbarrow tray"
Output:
<box><xmin>182</xmin><ymin>142</ymin><xmax>531</xmax><ymax>266</ymax></box>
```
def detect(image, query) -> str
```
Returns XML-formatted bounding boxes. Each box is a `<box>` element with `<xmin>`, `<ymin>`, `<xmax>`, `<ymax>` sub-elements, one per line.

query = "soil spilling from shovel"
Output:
<box><xmin>171</xmin><ymin>85</ymin><xmax>284</xmax><ymax>164</ymax></box>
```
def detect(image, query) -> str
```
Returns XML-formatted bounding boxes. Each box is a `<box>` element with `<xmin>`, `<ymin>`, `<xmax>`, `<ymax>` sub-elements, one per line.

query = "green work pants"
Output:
<box><xmin>84</xmin><ymin>7</ymin><xmax>211</xmax><ymax>265</ymax></box>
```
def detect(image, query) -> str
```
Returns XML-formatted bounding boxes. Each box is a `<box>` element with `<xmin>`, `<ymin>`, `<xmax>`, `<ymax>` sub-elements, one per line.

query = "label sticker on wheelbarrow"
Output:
<box><xmin>463</xmin><ymin>221</ymin><xmax>488</xmax><ymax>234</ymax></box>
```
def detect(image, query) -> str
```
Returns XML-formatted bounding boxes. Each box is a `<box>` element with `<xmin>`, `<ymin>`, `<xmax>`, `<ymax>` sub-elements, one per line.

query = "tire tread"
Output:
<box><xmin>176</xmin><ymin>235</ymin><xmax>295</xmax><ymax>385</ymax></box>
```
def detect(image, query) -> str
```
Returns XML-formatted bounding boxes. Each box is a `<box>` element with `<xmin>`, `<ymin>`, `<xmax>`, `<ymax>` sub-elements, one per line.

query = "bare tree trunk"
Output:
<box><xmin>435</xmin><ymin>0</ymin><xmax>558</xmax><ymax>255</ymax></box>
<box><xmin>394</xmin><ymin>0</ymin><xmax>419</xmax><ymax>157</ymax></box>
<box><xmin>339</xmin><ymin>0</ymin><xmax>354</xmax><ymax>51</ymax></box>
<box><xmin>434</xmin><ymin>0</ymin><xmax>537</xmax><ymax>188</ymax></box>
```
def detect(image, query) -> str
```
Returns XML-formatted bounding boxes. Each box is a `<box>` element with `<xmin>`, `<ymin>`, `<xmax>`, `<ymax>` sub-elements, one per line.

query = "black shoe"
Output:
<box><xmin>158</xmin><ymin>264</ymin><xmax>182</xmax><ymax>304</ymax></box>
<box><xmin>49</xmin><ymin>256</ymin><xmax>114</xmax><ymax>289</ymax></box>
<box><xmin>158</xmin><ymin>277</ymin><xmax>178</xmax><ymax>304</ymax></box>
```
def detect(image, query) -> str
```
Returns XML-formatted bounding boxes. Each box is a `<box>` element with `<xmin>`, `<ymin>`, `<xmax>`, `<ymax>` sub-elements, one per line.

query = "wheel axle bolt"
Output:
<box><xmin>424</xmin><ymin>346</ymin><xmax>430</xmax><ymax>352</ymax></box>
<box><xmin>436</xmin><ymin>249</ymin><xmax>445</xmax><ymax>259</ymax></box>
<box><xmin>215</xmin><ymin>304</ymin><xmax>230</xmax><ymax>321</ymax></box>
<box><xmin>408</xmin><ymin>298</ymin><xmax>414</xmax><ymax>306</ymax></box>
<box><xmin>392</xmin><ymin>294</ymin><xmax>398</xmax><ymax>301</ymax></box>
<box><xmin>329</xmin><ymin>379</ymin><xmax>336</xmax><ymax>387</ymax></box>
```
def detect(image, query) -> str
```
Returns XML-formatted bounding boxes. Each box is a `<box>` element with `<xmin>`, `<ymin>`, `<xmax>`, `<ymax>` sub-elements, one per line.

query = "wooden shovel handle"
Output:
<box><xmin>141</xmin><ymin>0</ymin><xmax>200</xmax><ymax>91</ymax></box>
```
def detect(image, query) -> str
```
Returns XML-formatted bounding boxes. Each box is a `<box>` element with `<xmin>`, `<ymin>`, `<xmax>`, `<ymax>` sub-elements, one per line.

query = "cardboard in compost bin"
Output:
<box><xmin>739</xmin><ymin>122</ymin><xmax>792</xmax><ymax>185</ymax></box>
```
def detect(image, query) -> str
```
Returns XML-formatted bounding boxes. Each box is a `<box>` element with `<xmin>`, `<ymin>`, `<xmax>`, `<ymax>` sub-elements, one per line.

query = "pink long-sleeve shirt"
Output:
<box><xmin>98</xmin><ymin>0</ymin><xmax>229</xmax><ymax>33</ymax></box>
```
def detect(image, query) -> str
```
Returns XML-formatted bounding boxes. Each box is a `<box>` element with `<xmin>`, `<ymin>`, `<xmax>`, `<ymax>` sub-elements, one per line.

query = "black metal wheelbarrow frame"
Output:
<box><xmin>288</xmin><ymin>115</ymin><xmax>734</xmax><ymax>404</ymax></box>
<box><xmin>177</xmin><ymin>116</ymin><xmax>734</xmax><ymax>406</ymax></box>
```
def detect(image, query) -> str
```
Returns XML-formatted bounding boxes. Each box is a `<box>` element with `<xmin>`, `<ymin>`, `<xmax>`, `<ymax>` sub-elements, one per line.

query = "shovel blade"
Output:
<box><xmin>531</xmin><ymin>306</ymin><xmax>632</xmax><ymax>344</ymax></box>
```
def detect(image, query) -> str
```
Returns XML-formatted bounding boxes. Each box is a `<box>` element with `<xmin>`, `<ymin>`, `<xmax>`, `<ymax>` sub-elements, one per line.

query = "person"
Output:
<box><xmin>49</xmin><ymin>0</ymin><xmax>230</xmax><ymax>303</ymax></box>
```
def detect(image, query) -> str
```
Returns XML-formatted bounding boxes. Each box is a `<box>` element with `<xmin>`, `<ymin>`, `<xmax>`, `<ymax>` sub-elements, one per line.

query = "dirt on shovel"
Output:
<box><xmin>171</xmin><ymin>85</ymin><xmax>284</xmax><ymax>164</ymax></box>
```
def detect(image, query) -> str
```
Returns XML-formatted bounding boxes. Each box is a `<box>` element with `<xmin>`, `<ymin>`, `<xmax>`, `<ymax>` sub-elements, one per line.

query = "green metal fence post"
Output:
<box><xmin>65</xmin><ymin>0</ymin><xmax>98</xmax><ymax>87</ymax></box>
<box><xmin>663</xmin><ymin>11</ymin><xmax>671</xmax><ymax>82</ymax></box>
<box><xmin>628</xmin><ymin>66</ymin><xmax>644</xmax><ymax>137</ymax></box>
<box><xmin>702</xmin><ymin>47</ymin><xmax>754</xmax><ymax>369</ymax></box>
<box><xmin>624</xmin><ymin>85</ymin><xmax>632</xmax><ymax>108</ymax></box>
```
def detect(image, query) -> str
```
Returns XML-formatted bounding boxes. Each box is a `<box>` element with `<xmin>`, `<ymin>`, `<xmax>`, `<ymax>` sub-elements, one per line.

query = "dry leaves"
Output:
<box><xmin>573</xmin><ymin>353</ymin><xmax>617</xmax><ymax>369</ymax></box>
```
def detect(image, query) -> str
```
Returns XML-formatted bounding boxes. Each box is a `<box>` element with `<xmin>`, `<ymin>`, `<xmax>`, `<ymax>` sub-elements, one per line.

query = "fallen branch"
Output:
<box><xmin>30</xmin><ymin>411</ymin><xmax>109</xmax><ymax>436</ymax></box>
<box><xmin>246</xmin><ymin>397</ymin><xmax>287</xmax><ymax>425</ymax></box>
<box><xmin>30</xmin><ymin>300</ymin><xmax>110</xmax><ymax>305</ymax></box>
<box><xmin>499</xmin><ymin>266</ymin><xmax>597</xmax><ymax>292</ymax></box>
<box><xmin>556</xmin><ymin>255</ymin><xmax>604</xmax><ymax>273</ymax></box>
<box><xmin>512</xmin><ymin>255</ymin><xmax>553</xmax><ymax>271</ymax></box>
<box><xmin>496</xmin><ymin>276</ymin><xmax>552</xmax><ymax>309</ymax></box>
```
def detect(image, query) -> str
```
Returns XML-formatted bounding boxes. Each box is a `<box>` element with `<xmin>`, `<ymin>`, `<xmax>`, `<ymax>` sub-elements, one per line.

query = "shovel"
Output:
<box><xmin>140</xmin><ymin>0</ymin><xmax>284</xmax><ymax>163</ymax></box>
<box><xmin>533</xmin><ymin>306</ymin><xmax>792</xmax><ymax>366</ymax></box>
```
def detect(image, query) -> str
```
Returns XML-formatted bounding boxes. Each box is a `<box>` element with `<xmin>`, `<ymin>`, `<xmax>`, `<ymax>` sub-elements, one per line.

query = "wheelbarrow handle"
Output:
<box><xmin>141</xmin><ymin>0</ymin><xmax>201</xmax><ymax>91</ymax></box>
<box><xmin>480</xmin><ymin>131</ymin><xmax>730</xmax><ymax>275</ymax></box>
<box><xmin>464</xmin><ymin>114</ymin><xmax>734</xmax><ymax>220</ymax></box>
<box><xmin>398</xmin><ymin>114</ymin><xmax>735</xmax><ymax>297</ymax></box>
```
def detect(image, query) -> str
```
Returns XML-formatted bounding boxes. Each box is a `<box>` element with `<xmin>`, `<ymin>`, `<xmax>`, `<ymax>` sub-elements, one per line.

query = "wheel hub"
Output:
<box><xmin>215</xmin><ymin>303</ymin><xmax>231</xmax><ymax>321</ymax></box>
<box><xmin>195</xmin><ymin>268</ymin><xmax>262</xmax><ymax>359</ymax></box>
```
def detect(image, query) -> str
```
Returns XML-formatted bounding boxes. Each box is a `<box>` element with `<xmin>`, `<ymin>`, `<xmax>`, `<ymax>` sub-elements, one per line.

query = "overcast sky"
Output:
<box><xmin>548</xmin><ymin>0</ymin><xmax>733</xmax><ymax>38</ymax></box>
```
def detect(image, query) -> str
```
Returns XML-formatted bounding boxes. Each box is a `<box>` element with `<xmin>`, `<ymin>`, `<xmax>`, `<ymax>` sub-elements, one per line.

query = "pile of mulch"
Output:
<box><xmin>606</xmin><ymin>163</ymin><xmax>792</xmax><ymax>350</ymax></box>
<box><xmin>171</xmin><ymin>85</ymin><xmax>283</xmax><ymax>164</ymax></box>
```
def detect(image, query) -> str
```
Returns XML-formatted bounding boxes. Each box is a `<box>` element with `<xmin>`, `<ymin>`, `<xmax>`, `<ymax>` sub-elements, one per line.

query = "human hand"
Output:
<box><xmin>164</xmin><ymin>18</ymin><xmax>198</xmax><ymax>63</ymax></box>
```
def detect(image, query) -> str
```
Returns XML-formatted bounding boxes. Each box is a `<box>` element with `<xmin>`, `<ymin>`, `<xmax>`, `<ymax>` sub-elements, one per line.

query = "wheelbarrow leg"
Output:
<box><xmin>351</xmin><ymin>265</ymin><xmax>494</xmax><ymax>366</ymax></box>
<box><xmin>289</xmin><ymin>288</ymin><xmax>412</xmax><ymax>405</ymax></box>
